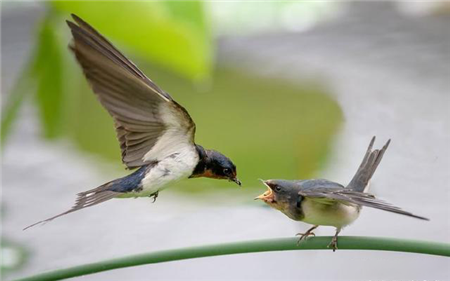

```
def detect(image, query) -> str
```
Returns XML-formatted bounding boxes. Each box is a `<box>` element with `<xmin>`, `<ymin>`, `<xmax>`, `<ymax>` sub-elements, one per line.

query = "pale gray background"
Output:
<box><xmin>2</xmin><ymin>2</ymin><xmax>449</xmax><ymax>281</ymax></box>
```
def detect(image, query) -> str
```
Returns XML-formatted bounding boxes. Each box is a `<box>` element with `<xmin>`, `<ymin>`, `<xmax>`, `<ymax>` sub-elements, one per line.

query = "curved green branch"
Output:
<box><xmin>15</xmin><ymin>237</ymin><xmax>450</xmax><ymax>281</ymax></box>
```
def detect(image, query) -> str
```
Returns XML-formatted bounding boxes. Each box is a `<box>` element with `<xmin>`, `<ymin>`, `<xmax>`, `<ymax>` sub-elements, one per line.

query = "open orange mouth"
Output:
<box><xmin>255</xmin><ymin>181</ymin><xmax>275</xmax><ymax>203</ymax></box>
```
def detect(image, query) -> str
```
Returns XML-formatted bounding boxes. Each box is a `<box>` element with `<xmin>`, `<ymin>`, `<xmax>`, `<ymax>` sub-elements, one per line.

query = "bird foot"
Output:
<box><xmin>327</xmin><ymin>236</ymin><xmax>338</xmax><ymax>252</ymax></box>
<box><xmin>295</xmin><ymin>225</ymin><xmax>319</xmax><ymax>246</ymax></box>
<box><xmin>150</xmin><ymin>192</ymin><xmax>159</xmax><ymax>203</ymax></box>
<box><xmin>296</xmin><ymin>231</ymin><xmax>315</xmax><ymax>240</ymax></box>
<box><xmin>327</xmin><ymin>228</ymin><xmax>341</xmax><ymax>252</ymax></box>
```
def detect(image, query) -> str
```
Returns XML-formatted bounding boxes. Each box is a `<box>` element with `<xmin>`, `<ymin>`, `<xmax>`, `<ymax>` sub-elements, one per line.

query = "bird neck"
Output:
<box><xmin>190</xmin><ymin>144</ymin><xmax>215</xmax><ymax>179</ymax></box>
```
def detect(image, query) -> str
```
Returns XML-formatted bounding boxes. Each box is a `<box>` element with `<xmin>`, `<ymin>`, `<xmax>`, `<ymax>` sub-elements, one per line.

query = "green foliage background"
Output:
<box><xmin>2</xmin><ymin>1</ymin><xmax>343</xmax><ymax>193</ymax></box>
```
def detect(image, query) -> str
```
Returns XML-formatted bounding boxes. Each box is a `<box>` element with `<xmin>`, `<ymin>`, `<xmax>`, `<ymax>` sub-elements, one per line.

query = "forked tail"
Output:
<box><xmin>24</xmin><ymin>183</ymin><xmax>119</xmax><ymax>230</ymax></box>
<box><xmin>347</xmin><ymin>136</ymin><xmax>391</xmax><ymax>192</ymax></box>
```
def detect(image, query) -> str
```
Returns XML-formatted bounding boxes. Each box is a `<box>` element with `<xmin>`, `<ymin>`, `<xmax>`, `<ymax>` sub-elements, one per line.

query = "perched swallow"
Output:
<box><xmin>24</xmin><ymin>14</ymin><xmax>241</xmax><ymax>230</ymax></box>
<box><xmin>256</xmin><ymin>137</ymin><xmax>428</xmax><ymax>251</ymax></box>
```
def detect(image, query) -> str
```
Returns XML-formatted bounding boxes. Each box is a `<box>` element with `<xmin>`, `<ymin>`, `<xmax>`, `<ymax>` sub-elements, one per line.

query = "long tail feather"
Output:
<box><xmin>347</xmin><ymin>136</ymin><xmax>391</xmax><ymax>192</ymax></box>
<box><xmin>24</xmin><ymin>187</ymin><xmax>118</xmax><ymax>230</ymax></box>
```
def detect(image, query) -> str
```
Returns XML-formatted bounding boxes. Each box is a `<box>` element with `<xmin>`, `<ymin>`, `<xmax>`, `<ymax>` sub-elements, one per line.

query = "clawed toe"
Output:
<box><xmin>296</xmin><ymin>232</ymin><xmax>315</xmax><ymax>240</ymax></box>
<box><xmin>295</xmin><ymin>225</ymin><xmax>319</xmax><ymax>246</ymax></box>
<box><xmin>327</xmin><ymin>238</ymin><xmax>338</xmax><ymax>252</ymax></box>
<box><xmin>296</xmin><ymin>232</ymin><xmax>315</xmax><ymax>245</ymax></box>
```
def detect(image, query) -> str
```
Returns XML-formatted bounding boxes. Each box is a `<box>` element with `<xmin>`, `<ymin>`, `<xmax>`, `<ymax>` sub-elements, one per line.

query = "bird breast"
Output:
<box><xmin>139</xmin><ymin>146</ymin><xmax>199</xmax><ymax>196</ymax></box>
<box><xmin>300</xmin><ymin>198</ymin><xmax>360</xmax><ymax>228</ymax></box>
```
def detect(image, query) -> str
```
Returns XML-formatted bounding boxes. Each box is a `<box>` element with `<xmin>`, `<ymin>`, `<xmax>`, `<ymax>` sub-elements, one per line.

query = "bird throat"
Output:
<box><xmin>189</xmin><ymin>144</ymin><xmax>220</xmax><ymax>179</ymax></box>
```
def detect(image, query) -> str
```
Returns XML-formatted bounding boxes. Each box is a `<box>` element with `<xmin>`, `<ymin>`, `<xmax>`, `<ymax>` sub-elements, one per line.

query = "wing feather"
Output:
<box><xmin>298</xmin><ymin>187</ymin><xmax>428</xmax><ymax>220</ymax></box>
<box><xmin>67</xmin><ymin>14</ymin><xmax>196</xmax><ymax>168</ymax></box>
<box><xmin>70</xmin><ymin>14</ymin><xmax>171</xmax><ymax>99</ymax></box>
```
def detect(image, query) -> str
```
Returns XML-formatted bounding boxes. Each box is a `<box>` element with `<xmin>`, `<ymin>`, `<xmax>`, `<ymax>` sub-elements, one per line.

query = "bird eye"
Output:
<box><xmin>223</xmin><ymin>168</ymin><xmax>231</xmax><ymax>175</ymax></box>
<box><xmin>274</xmin><ymin>186</ymin><xmax>282</xmax><ymax>192</ymax></box>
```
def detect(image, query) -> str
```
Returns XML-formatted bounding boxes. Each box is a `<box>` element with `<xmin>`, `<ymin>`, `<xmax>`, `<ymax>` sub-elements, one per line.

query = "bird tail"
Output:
<box><xmin>23</xmin><ymin>182</ymin><xmax>119</xmax><ymax>230</ymax></box>
<box><xmin>346</xmin><ymin>136</ymin><xmax>391</xmax><ymax>192</ymax></box>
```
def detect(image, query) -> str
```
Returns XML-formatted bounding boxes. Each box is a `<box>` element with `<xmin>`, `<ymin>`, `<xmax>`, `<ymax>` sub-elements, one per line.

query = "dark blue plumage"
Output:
<box><xmin>108</xmin><ymin>164</ymin><xmax>153</xmax><ymax>193</ymax></box>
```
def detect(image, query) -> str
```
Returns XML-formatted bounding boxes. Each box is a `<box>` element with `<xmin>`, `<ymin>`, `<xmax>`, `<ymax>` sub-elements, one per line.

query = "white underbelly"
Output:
<box><xmin>123</xmin><ymin>147</ymin><xmax>198</xmax><ymax>198</ymax></box>
<box><xmin>301</xmin><ymin>198</ymin><xmax>360</xmax><ymax>228</ymax></box>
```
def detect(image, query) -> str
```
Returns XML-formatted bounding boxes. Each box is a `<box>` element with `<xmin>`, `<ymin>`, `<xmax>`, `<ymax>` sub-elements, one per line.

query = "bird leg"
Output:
<box><xmin>328</xmin><ymin>228</ymin><xmax>341</xmax><ymax>252</ymax></box>
<box><xmin>149</xmin><ymin>191</ymin><xmax>159</xmax><ymax>203</ymax></box>
<box><xmin>296</xmin><ymin>225</ymin><xmax>319</xmax><ymax>245</ymax></box>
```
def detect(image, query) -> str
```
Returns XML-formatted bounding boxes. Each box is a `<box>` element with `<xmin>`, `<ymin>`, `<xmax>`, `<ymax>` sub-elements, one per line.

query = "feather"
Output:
<box><xmin>347</xmin><ymin>137</ymin><xmax>391</xmax><ymax>192</ymax></box>
<box><xmin>298</xmin><ymin>187</ymin><xmax>428</xmax><ymax>220</ymax></box>
<box><xmin>67</xmin><ymin>14</ymin><xmax>196</xmax><ymax>169</ymax></box>
<box><xmin>24</xmin><ymin>184</ymin><xmax>119</xmax><ymax>230</ymax></box>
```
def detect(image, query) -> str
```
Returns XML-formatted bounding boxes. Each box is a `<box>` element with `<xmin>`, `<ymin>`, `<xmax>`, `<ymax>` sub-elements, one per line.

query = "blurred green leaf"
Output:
<box><xmin>33</xmin><ymin>14</ymin><xmax>65</xmax><ymax>139</ymax></box>
<box><xmin>66</xmin><ymin>61</ymin><xmax>343</xmax><ymax>191</ymax></box>
<box><xmin>2</xmin><ymin>1</ymin><xmax>210</xmax><ymax>145</ymax></box>
<box><xmin>51</xmin><ymin>1</ymin><xmax>212</xmax><ymax>81</ymax></box>
<box><xmin>169</xmin><ymin>67</ymin><xmax>343</xmax><ymax>192</ymax></box>
<box><xmin>1</xmin><ymin>13</ymin><xmax>66</xmax><ymax>144</ymax></box>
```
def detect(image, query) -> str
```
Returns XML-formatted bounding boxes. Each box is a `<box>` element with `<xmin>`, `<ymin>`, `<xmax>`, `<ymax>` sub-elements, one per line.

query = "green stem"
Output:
<box><xmin>15</xmin><ymin>237</ymin><xmax>450</xmax><ymax>281</ymax></box>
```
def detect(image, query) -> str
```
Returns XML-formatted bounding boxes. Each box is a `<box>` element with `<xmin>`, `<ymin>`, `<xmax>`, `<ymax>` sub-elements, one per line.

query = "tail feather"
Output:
<box><xmin>347</xmin><ymin>136</ymin><xmax>391</xmax><ymax>192</ymax></box>
<box><xmin>24</xmin><ymin>185</ymin><xmax>119</xmax><ymax>230</ymax></box>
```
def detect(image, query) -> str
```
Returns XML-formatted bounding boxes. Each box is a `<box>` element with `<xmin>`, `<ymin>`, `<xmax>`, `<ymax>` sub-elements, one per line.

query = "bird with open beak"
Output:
<box><xmin>24</xmin><ymin>14</ymin><xmax>240</xmax><ymax>230</ymax></box>
<box><xmin>256</xmin><ymin>137</ymin><xmax>428</xmax><ymax>251</ymax></box>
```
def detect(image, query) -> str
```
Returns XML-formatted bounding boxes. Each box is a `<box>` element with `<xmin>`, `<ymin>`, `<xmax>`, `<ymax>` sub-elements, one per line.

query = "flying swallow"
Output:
<box><xmin>256</xmin><ymin>137</ymin><xmax>428</xmax><ymax>251</ymax></box>
<box><xmin>24</xmin><ymin>14</ymin><xmax>241</xmax><ymax>230</ymax></box>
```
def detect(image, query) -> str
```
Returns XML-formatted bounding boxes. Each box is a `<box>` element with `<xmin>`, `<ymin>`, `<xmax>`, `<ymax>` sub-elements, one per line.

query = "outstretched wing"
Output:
<box><xmin>67</xmin><ymin>14</ymin><xmax>196</xmax><ymax>168</ymax></box>
<box><xmin>298</xmin><ymin>187</ymin><xmax>429</xmax><ymax>220</ymax></box>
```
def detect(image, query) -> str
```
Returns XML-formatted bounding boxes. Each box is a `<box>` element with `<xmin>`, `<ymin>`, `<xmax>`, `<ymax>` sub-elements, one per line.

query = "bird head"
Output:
<box><xmin>191</xmin><ymin>147</ymin><xmax>241</xmax><ymax>186</ymax></box>
<box><xmin>255</xmin><ymin>179</ymin><xmax>299</xmax><ymax>212</ymax></box>
<box><xmin>206</xmin><ymin>150</ymin><xmax>241</xmax><ymax>186</ymax></box>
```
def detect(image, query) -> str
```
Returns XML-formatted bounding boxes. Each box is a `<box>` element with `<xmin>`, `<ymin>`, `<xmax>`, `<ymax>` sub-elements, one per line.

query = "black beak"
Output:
<box><xmin>230</xmin><ymin>177</ymin><xmax>242</xmax><ymax>186</ymax></box>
